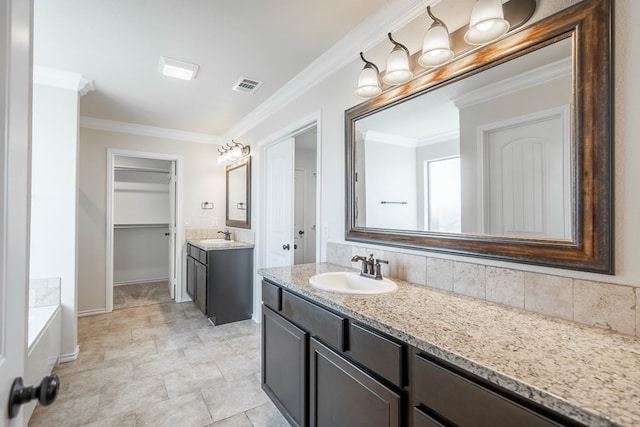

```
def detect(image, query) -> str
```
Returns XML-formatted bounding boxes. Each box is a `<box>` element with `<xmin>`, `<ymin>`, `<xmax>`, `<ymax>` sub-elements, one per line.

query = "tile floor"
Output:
<box><xmin>29</xmin><ymin>300</ymin><xmax>289</xmax><ymax>426</ymax></box>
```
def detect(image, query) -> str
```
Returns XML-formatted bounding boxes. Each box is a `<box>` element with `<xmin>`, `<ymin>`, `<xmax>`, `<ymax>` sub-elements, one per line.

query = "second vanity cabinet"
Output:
<box><xmin>261</xmin><ymin>278</ymin><xmax>585</xmax><ymax>427</ymax></box>
<box><xmin>262</xmin><ymin>280</ymin><xmax>405</xmax><ymax>427</ymax></box>
<box><xmin>186</xmin><ymin>243</ymin><xmax>253</xmax><ymax>325</ymax></box>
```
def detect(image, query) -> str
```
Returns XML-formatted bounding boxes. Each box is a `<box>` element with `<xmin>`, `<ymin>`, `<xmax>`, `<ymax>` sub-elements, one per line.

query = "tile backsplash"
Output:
<box><xmin>185</xmin><ymin>227</ymin><xmax>254</xmax><ymax>244</ymax></box>
<box><xmin>327</xmin><ymin>242</ymin><xmax>639</xmax><ymax>337</ymax></box>
<box><xmin>29</xmin><ymin>277</ymin><xmax>61</xmax><ymax>308</ymax></box>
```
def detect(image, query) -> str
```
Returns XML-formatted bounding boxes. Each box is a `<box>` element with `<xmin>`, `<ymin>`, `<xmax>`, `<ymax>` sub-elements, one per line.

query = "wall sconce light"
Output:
<box><xmin>355</xmin><ymin>52</ymin><xmax>382</xmax><ymax>99</ymax></box>
<box><xmin>383</xmin><ymin>33</ymin><xmax>413</xmax><ymax>86</ymax></box>
<box><xmin>354</xmin><ymin>0</ymin><xmax>534</xmax><ymax>100</ymax></box>
<box><xmin>464</xmin><ymin>0</ymin><xmax>510</xmax><ymax>45</ymax></box>
<box><xmin>217</xmin><ymin>140</ymin><xmax>250</xmax><ymax>165</ymax></box>
<box><xmin>419</xmin><ymin>6</ymin><xmax>454</xmax><ymax>68</ymax></box>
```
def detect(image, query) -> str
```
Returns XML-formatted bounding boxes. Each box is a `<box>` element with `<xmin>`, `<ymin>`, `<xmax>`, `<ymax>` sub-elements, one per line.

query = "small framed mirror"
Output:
<box><xmin>226</xmin><ymin>157</ymin><xmax>251</xmax><ymax>229</ymax></box>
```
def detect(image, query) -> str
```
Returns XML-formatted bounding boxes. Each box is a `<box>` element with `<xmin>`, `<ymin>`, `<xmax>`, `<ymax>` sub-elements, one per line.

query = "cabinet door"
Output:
<box><xmin>310</xmin><ymin>338</ymin><xmax>401</xmax><ymax>427</ymax></box>
<box><xmin>186</xmin><ymin>255</ymin><xmax>196</xmax><ymax>300</ymax></box>
<box><xmin>194</xmin><ymin>260</ymin><xmax>207</xmax><ymax>314</ymax></box>
<box><xmin>262</xmin><ymin>306</ymin><xmax>308</xmax><ymax>427</ymax></box>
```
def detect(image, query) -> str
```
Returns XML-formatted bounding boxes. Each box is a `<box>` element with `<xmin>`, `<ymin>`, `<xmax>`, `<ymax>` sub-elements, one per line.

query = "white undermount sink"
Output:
<box><xmin>200</xmin><ymin>238</ymin><xmax>234</xmax><ymax>244</ymax></box>
<box><xmin>309</xmin><ymin>271</ymin><xmax>397</xmax><ymax>295</ymax></box>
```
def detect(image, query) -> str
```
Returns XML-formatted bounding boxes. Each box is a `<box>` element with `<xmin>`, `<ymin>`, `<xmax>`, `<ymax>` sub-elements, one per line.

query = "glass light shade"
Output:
<box><xmin>464</xmin><ymin>0</ymin><xmax>510</xmax><ymax>45</ymax></box>
<box><xmin>217</xmin><ymin>154</ymin><xmax>225</xmax><ymax>165</ymax></box>
<box><xmin>230</xmin><ymin>146</ymin><xmax>242</xmax><ymax>161</ymax></box>
<box><xmin>355</xmin><ymin>64</ymin><xmax>382</xmax><ymax>99</ymax></box>
<box><xmin>383</xmin><ymin>46</ymin><xmax>413</xmax><ymax>85</ymax></box>
<box><xmin>419</xmin><ymin>23</ymin><xmax>454</xmax><ymax>67</ymax></box>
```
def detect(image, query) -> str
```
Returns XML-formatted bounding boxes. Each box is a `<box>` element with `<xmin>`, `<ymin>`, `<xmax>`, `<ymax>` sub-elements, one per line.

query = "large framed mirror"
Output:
<box><xmin>346</xmin><ymin>0</ymin><xmax>612</xmax><ymax>273</ymax></box>
<box><xmin>226</xmin><ymin>157</ymin><xmax>251</xmax><ymax>229</ymax></box>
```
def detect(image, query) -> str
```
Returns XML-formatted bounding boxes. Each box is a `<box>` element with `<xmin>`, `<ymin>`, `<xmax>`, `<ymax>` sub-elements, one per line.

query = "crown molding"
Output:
<box><xmin>34</xmin><ymin>66</ymin><xmax>95</xmax><ymax>96</ymax></box>
<box><xmin>416</xmin><ymin>129</ymin><xmax>460</xmax><ymax>146</ymax></box>
<box><xmin>80</xmin><ymin>117</ymin><xmax>223</xmax><ymax>145</ymax></box>
<box><xmin>224</xmin><ymin>0</ymin><xmax>431</xmax><ymax>139</ymax></box>
<box><xmin>451</xmin><ymin>56</ymin><xmax>572</xmax><ymax>109</ymax></box>
<box><xmin>362</xmin><ymin>130</ymin><xmax>417</xmax><ymax>147</ymax></box>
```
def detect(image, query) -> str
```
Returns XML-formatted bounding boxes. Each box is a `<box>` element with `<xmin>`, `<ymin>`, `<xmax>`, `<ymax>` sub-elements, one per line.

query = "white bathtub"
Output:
<box><xmin>24</xmin><ymin>304</ymin><xmax>61</xmax><ymax>425</ymax></box>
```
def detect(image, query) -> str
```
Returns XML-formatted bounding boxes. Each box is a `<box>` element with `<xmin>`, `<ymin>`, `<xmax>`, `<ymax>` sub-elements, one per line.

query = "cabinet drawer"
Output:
<box><xmin>413</xmin><ymin>407</ymin><xmax>446</xmax><ymax>427</ymax></box>
<box><xmin>262</xmin><ymin>280</ymin><xmax>282</xmax><ymax>311</ymax></box>
<box><xmin>282</xmin><ymin>291</ymin><xmax>346</xmax><ymax>351</ymax></box>
<box><xmin>188</xmin><ymin>244</ymin><xmax>208</xmax><ymax>264</ymax></box>
<box><xmin>413</xmin><ymin>354</ymin><xmax>563</xmax><ymax>427</ymax></box>
<box><xmin>348</xmin><ymin>322</ymin><xmax>403</xmax><ymax>388</ymax></box>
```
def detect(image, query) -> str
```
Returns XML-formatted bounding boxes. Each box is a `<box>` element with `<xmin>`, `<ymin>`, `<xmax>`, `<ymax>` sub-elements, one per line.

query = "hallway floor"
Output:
<box><xmin>29</xmin><ymin>301</ymin><xmax>289</xmax><ymax>427</ymax></box>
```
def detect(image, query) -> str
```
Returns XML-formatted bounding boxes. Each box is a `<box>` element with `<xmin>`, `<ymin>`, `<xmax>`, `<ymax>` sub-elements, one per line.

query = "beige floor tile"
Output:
<box><xmin>183</xmin><ymin>340</ymin><xmax>237</xmax><ymax>365</ymax></box>
<box><xmin>29</xmin><ymin>394</ymin><xmax>100</xmax><ymax>427</ymax></box>
<box><xmin>211</xmin><ymin>413</ymin><xmax>253</xmax><ymax>426</ymax></box>
<box><xmin>94</xmin><ymin>375</ymin><xmax>168</xmax><ymax>419</ymax></box>
<box><xmin>216</xmin><ymin>350</ymin><xmax>261</xmax><ymax>381</ymax></box>
<box><xmin>132</xmin><ymin>349</ymin><xmax>189</xmax><ymax>379</ymax></box>
<box><xmin>135</xmin><ymin>392</ymin><xmax>213</xmax><ymax>427</ymax></box>
<box><xmin>83</xmin><ymin>411</ymin><xmax>137</xmax><ymax>427</ymax></box>
<box><xmin>163</xmin><ymin>360</ymin><xmax>225</xmax><ymax>398</ymax></box>
<box><xmin>246</xmin><ymin>402</ymin><xmax>290</xmax><ymax>427</ymax></box>
<box><xmin>201</xmin><ymin>376</ymin><xmax>270</xmax><ymax>422</ymax></box>
<box><xmin>56</xmin><ymin>359</ymin><xmax>134</xmax><ymax>400</ymax></box>
<box><xmin>103</xmin><ymin>338</ymin><xmax>157</xmax><ymax>362</ymax></box>
<box><xmin>154</xmin><ymin>330</ymin><xmax>203</xmax><ymax>352</ymax></box>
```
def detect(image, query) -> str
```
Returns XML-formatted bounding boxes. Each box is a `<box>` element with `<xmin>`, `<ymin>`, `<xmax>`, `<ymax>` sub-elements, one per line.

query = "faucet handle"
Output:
<box><xmin>373</xmin><ymin>259</ymin><xmax>388</xmax><ymax>280</ymax></box>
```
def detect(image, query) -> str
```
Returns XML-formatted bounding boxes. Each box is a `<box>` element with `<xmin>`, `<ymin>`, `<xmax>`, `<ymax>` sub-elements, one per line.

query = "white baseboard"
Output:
<box><xmin>77</xmin><ymin>308</ymin><xmax>109</xmax><ymax>317</ymax></box>
<box><xmin>59</xmin><ymin>345</ymin><xmax>80</xmax><ymax>363</ymax></box>
<box><xmin>114</xmin><ymin>277</ymin><xmax>169</xmax><ymax>286</ymax></box>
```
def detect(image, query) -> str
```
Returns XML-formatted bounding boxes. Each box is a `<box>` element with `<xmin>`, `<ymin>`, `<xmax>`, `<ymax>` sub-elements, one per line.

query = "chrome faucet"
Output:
<box><xmin>351</xmin><ymin>253</ymin><xmax>389</xmax><ymax>280</ymax></box>
<box><xmin>218</xmin><ymin>230</ymin><xmax>232</xmax><ymax>241</ymax></box>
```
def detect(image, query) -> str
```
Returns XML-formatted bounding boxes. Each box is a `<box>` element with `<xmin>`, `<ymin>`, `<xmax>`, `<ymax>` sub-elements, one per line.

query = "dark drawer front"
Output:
<box><xmin>348</xmin><ymin>322</ymin><xmax>403</xmax><ymax>388</ymax></box>
<box><xmin>413</xmin><ymin>408</ymin><xmax>446</xmax><ymax>427</ymax></box>
<box><xmin>413</xmin><ymin>354</ymin><xmax>562</xmax><ymax>427</ymax></box>
<box><xmin>282</xmin><ymin>291</ymin><xmax>346</xmax><ymax>351</ymax></box>
<box><xmin>188</xmin><ymin>244</ymin><xmax>207</xmax><ymax>264</ymax></box>
<box><xmin>262</xmin><ymin>280</ymin><xmax>282</xmax><ymax>311</ymax></box>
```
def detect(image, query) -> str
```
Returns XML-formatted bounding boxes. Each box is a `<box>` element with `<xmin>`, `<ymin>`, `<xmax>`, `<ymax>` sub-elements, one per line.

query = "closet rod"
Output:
<box><xmin>114</xmin><ymin>166</ymin><xmax>170</xmax><ymax>174</ymax></box>
<box><xmin>114</xmin><ymin>223</ymin><xmax>170</xmax><ymax>229</ymax></box>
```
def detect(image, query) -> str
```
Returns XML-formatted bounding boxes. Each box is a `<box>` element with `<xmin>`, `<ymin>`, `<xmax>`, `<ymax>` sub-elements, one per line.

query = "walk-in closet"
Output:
<box><xmin>112</xmin><ymin>156</ymin><xmax>174</xmax><ymax>308</ymax></box>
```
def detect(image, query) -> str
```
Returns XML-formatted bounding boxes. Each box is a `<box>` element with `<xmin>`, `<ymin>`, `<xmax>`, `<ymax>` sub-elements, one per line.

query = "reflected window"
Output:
<box><xmin>426</xmin><ymin>157</ymin><xmax>461</xmax><ymax>233</ymax></box>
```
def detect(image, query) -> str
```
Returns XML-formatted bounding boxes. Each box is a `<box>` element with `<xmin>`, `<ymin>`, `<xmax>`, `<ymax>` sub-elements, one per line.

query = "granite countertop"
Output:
<box><xmin>187</xmin><ymin>239</ymin><xmax>254</xmax><ymax>251</ymax></box>
<box><xmin>258</xmin><ymin>263</ymin><xmax>640</xmax><ymax>427</ymax></box>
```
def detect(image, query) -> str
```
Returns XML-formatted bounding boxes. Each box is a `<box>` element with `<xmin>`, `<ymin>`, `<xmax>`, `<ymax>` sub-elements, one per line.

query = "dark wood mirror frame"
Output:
<box><xmin>226</xmin><ymin>157</ymin><xmax>251</xmax><ymax>229</ymax></box>
<box><xmin>345</xmin><ymin>0</ymin><xmax>612</xmax><ymax>273</ymax></box>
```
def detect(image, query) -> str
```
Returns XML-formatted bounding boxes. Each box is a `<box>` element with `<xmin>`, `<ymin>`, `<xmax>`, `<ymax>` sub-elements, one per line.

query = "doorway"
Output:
<box><xmin>106</xmin><ymin>149</ymin><xmax>184</xmax><ymax>312</ymax></box>
<box><xmin>263</xmin><ymin>124</ymin><xmax>319</xmax><ymax>269</ymax></box>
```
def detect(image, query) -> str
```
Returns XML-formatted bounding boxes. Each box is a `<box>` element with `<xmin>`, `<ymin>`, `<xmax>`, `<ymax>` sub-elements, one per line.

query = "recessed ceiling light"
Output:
<box><xmin>158</xmin><ymin>56</ymin><xmax>199</xmax><ymax>80</ymax></box>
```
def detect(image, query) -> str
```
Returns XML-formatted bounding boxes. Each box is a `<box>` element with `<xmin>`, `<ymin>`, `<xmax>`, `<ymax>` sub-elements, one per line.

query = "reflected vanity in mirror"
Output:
<box><xmin>226</xmin><ymin>157</ymin><xmax>251</xmax><ymax>228</ymax></box>
<box><xmin>346</xmin><ymin>0</ymin><xmax>612</xmax><ymax>273</ymax></box>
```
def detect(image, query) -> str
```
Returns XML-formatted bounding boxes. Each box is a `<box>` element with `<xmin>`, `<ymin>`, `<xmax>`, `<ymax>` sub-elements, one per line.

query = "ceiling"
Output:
<box><xmin>33</xmin><ymin>0</ymin><xmax>389</xmax><ymax>137</ymax></box>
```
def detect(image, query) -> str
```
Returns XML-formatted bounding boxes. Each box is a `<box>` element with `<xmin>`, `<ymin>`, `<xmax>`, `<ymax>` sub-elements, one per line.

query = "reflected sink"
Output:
<box><xmin>200</xmin><ymin>238</ymin><xmax>234</xmax><ymax>244</ymax></box>
<box><xmin>309</xmin><ymin>272</ymin><xmax>397</xmax><ymax>295</ymax></box>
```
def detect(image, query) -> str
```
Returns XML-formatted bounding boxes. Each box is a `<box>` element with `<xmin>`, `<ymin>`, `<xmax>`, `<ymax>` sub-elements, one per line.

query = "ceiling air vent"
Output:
<box><xmin>232</xmin><ymin>77</ymin><xmax>263</xmax><ymax>94</ymax></box>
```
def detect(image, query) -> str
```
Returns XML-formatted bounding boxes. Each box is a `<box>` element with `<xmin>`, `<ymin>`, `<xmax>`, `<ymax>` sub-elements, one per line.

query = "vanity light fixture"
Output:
<box><xmin>355</xmin><ymin>52</ymin><xmax>382</xmax><ymax>99</ymax></box>
<box><xmin>217</xmin><ymin>140</ymin><xmax>250</xmax><ymax>165</ymax></box>
<box><xmin>159</xmin><ymin>56</ymin><xmax>199</xmax><ymax>81</ymax></box>
<box><xmin>382</xmin><ymin>33</ymin><xmax>413</xmax><ymax>85</ymax></box>
<box><xmin>419</xmin><ymin>6</ymin><xmax>454</xmax><ymax>68</ymax></box>
<box><xmin>464</xmin><ymin>0</ymin><xmax>510</xmax><ymax>45</ymax></box>
<box><xmin>354</xmin><ymin>0</ymin><xmax>535</xmax><ymax>99</ymax></box>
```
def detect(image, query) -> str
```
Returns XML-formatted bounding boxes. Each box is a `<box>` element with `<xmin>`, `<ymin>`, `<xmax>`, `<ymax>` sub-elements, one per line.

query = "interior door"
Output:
<box><xmin>1</xmin><ymin>0</ymin><xmax>32</xmax><ymax>423</ymax></box>
<box><xmin>265</xmin><ymin>137</ymin><xmax>294</xmax><ymax>268</ymax></box>
<box><xmin>484</xmin><ymin>107</ymin><xmax>570</xmax><ymax>239</ymax></box>
<box><xmin>168</xmin><ymin>161</ymin><xmax>176</xmax><ymax>299</ymax></box>
<box><xmin>294</xmin><ymin>168</ymin><xmax>305</xmax><ymax>265</ymax></box>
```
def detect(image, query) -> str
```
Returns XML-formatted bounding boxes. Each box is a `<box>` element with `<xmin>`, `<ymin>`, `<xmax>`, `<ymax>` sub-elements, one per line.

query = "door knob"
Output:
<box><xmin>298</xmin><ymin>230</ymin><xmax>304</xmax><ymax>235</ymax></box>
<box><xmin>294</xmin><ymin>244</ymin><xmax>298</xmax><ymax>250</ymax></box>
<box><xmin>282</xmin><ymin>244</ymin><xmax>290</xmax><ymax>250</ymax></box>
<box><xmin>8</xmin><ymin>375</ymin><xmax>60</xmax><ymax>419</ymax></box>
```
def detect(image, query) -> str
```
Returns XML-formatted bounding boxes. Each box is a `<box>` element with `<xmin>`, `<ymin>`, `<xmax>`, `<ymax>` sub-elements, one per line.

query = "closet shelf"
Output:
<box><xmin>114</xmin><ymin>223</ymin><xmax>170</xmax><ymax>229</ymax></box>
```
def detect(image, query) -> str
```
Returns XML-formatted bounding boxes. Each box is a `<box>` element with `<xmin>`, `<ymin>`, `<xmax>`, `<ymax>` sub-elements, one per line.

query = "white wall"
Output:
<box><xmin>242</xmin><ymin>0</ymin><xmax>640</xmax><ymax>291</ymax></box>
<box><xmin>77</xmin><ymin>128</ymin><xmax>225</xmax><ymax>312</ymax></box>
<box><xmin>30</xmin><ymin>83</ymin><xmax>79</xmax><ymax>360</ymax></box>
<box><xmin>364</xmin><ymin>139</ymin><xmax>417</xmax><ymax>229</ymax></box>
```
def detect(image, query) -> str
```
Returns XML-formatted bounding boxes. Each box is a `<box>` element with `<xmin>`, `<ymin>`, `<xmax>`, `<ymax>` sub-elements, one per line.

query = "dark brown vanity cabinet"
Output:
<box><xmin>261</xmin><ymin>278</ymin><xmax>587</xmax><ymax>427</ymax></box>
<box><xmin>411</xmin><ymin>352</ymin><xmax>583</xmax><ymax>427</ymax></box>
<box><xmin>261</xmin><ymin>280</ymin><xmax>405</xmax><ymax>427</ymax></box>
<box><xmin>186</xmin><ymin>247</ymin><xmax>207</xmax><ymax>314</ymax></box>
<box><xmin>186</xmin><ymin>244</ymin><xmax>253</xmax><ymax>324</ymax></box>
